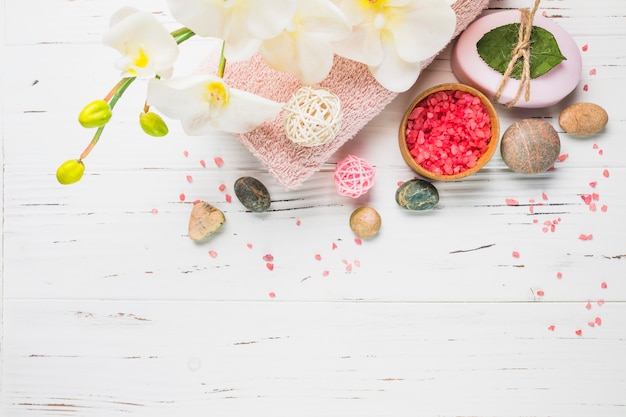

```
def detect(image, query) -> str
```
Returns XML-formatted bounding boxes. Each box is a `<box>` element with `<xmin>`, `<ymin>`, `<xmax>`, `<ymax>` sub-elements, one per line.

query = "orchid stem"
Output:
<box><xmin>218</xmin><ymin>41</ymin><xmax>226</xmax><ymax>78</ymax></box>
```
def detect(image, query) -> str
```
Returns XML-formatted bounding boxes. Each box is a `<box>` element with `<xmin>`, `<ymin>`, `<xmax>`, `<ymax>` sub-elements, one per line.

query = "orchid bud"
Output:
<box><xmin>56</xmin><ymin>159</ymin><xmax>85</xmax><ymax>185</ymax></box>
<box><xmin>78</xmin><ymin>99</ymin><xmax>112</xmax><ymax>128</ymax></box>
<box><xmin>139</xmin><ymin>112</ymin><xmax>169</xmax><ymax>137</ymax></box>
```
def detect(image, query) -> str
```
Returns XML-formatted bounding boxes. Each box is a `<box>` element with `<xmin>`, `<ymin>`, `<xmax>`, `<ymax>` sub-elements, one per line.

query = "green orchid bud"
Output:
<box><xmin>78</xmin><ymin>99</ymin><xmax>112</xmax><ymax>128</ymax></box>
<box><xmin>56</xmin><ymin>159</ymin><xmax>85</xmax><ymax>185</ymax></box>
<box><xmin>139</xmin><ymin>112</ymin><xmax>169</xmax><ymax>137</ymax></box>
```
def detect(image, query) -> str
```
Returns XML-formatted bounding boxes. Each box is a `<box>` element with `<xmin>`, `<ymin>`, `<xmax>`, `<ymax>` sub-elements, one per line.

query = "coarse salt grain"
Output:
<box><xmin>405</xmin><ymin>90</ymin><xmax>491</xmax><ymax>176</ymax></box>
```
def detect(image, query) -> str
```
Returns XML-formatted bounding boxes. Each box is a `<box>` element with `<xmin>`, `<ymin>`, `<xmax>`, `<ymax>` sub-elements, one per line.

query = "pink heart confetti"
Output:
<box><xmin>266</xmin><ymin>263</ymin><xmax>274</xmax><ymax>271</ymax></box>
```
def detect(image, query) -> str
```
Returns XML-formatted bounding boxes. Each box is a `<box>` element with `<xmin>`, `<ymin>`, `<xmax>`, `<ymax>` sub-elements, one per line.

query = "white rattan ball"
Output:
<box><xmin>283</xmin><ymin>86</ymin><xmax>342</xmax><ymax>147</ymax></box>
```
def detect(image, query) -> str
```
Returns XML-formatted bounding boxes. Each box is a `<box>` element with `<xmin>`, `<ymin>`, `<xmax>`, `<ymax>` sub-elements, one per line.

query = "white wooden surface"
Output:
<box><xmin>2</xmin><ymin>0</ymin><xmax>625</xmax><ymax>416</ymax></box>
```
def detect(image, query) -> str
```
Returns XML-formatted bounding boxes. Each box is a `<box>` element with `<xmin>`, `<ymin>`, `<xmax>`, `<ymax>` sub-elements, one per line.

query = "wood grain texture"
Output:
<box><xmin>2</xmin><ymin>0</ymin><xmax>626</xmax><ymax>416</ymax></box>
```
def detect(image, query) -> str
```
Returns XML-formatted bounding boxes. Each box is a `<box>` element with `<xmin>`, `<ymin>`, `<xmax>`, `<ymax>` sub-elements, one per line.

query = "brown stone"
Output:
<box><xmin>188</xmin><ymin>202</ymin><xmax>225</xmax><ymax>241</ymax></box>
<box><xmin>559</xmin><ymin>102</ymin><xmax>608</xmax><ymax>136</ymax></box>
<box><xmin>500</xmin><ymin>119</ymin><xmax>561</xmax><ymax>174</ymax></box>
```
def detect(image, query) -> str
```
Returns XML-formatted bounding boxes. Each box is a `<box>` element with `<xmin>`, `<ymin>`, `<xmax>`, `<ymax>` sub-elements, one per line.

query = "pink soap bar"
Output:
<box><xmin>451</xmin><ymin>11</ymin><xmax>582</xmax><ymax>108</ymax></box>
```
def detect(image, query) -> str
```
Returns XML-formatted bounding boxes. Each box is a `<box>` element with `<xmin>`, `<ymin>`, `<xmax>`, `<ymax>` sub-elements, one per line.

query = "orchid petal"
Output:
<box><xmin>259</xmin><ymin>0</ymin><xmax>351</xmax><ymax>84</ymax></box>
<box><xmin>210</xmin><ymin>89</ymin><xmax>285</xmax><ymax>134</ymax></box>
<box><xmin>103</xmin><ymin>7</ymin><xmax>179</xmax><ymax>78</ymax></box>
<box><xmin>147</xmin><ymin>76</ymin><xmax>283</xmax><ymax>135</ymax></box>
<box><xmin>369</xmin><ymin>32</ymin><xmax>422</xmax><ymax>92</ymax></box>
<box><xmin>167</xmin><ymin>0</ymin><xmax>296</xmax><ymax>62</ymax></box>
<box><xmin>387</xmin><ymin>0</ymin><xmax>456</xmax><ymax>63</ymax></box>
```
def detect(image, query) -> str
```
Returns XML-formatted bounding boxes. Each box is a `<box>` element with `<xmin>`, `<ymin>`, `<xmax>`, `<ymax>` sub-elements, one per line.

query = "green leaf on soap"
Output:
<box><xmin>476</xmin><ymin>24</ymin><xmax>567</xmax><ymax>79</ymax></box>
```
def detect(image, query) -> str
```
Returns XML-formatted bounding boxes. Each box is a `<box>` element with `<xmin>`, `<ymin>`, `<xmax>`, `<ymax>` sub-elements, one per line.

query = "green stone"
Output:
<box><xmin>234</xmin><ymin>176</ymin><xmax>271</xmax><ymax>212</ymax></box>
<box><xmin>395</xmin><ymin>179</ymin><xmax>439</xmax><ymax>210</ymax></box>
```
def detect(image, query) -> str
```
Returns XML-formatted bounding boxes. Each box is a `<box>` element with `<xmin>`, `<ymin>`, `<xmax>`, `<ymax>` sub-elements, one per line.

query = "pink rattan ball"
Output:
<box><xmin>333</xmin><ymin>155</ymin><xmax>375</xmax><ymax>198</ymax></box>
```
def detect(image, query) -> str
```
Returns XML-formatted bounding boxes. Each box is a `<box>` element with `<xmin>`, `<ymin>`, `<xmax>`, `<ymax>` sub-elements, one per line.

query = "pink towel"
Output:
<box><xmin>199</xmin><ymin>0</ymin><xmax>490</xmax><ymax>189</ymax></box>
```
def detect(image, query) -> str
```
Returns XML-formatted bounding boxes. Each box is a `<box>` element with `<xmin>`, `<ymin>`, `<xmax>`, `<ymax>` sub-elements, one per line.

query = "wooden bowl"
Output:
<box><xmin>398</xmin><ymin>83</ymin><xmax>500</xmax><ymax>181</ymax></box>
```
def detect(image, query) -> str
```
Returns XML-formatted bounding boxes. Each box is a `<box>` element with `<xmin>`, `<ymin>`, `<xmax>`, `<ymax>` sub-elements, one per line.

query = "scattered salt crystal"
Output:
<box><xmin>602</xmin><ymin>169</ymin><xmax>610</xmax><ymax>178</ymax></box>
<box><xmin>557</xmin><ymin>154</ymin><xmax>569</xmax><ymax>162</ymax></box>
<box><xmin>183</xmin><ymin>150</ymin><xmax>189</xmax><ymax>157</ymax></box>
<box><xmin>186</xmin><ymin>175</ymin><xmax>193</xmax><ymax>183</ymax></box>
<box><xmin>505</xmin><ymin>198</ymin><xmax>519</xmax><ymax>206</ymax></box>
<box><xmin>512</xmin><ymin>251</ymin><xmax>520</xmax><ymax>258</ymax></box>
<box><xmin>354</xmin><ymin>238</ymin><xmax>362</xmax><ymax>246</ymax></box>
<box><xmin>575</xmin><ymin>329</ymin><xmax>583</xmax><ymax>336</ymax></box>
<box><xmin>542</xmin><ymin>192</ymin><xmax>548</xmax><ymax>201</ymax></box>
<box><xmin>582</xmin><ymin>44</ymin><xmax>589</xmax><ymax>52</ymax></box>
<box><xmin>601</xmin><ymin>282</ymin><xmax>608</xmax><ymax>289</ymax></box>
<box><xmin>218</xmin><ymin>184</ymin><xmax>226</xmax><ymax>192</ymax></box>
<box><xmin>200</xmin><ymin>159</ymin><xmax>206</xmax><ymax>168</ymax></box>
<box><xmin>208</xmin><ymin>250</ymin><xmax>218</xmax><ymax>258</ymax></box>
<box><xmin>597</xmin><ymin>300</ymin><xmax>605</xmax><ymax>306</ymax></box>
<box><xmin>595</xmin><ymin>317</ymin><xmax>602</xmax><ymax>325</ymax></box>
<box><xmin>589</xmin><ymin>68</ymin><xmax>597</xmax><ymax>76</ymax></box>
<box><xmin>548</xmin><ymin>325</ymin><xmax>555</xmax><ymax>331</ymax></box>
<box><xmin>266</xmin><ymin>263</ymin><xmax>274</xmax><ymax>271</ymax></box>
<box><xmin>536</xmin><ymin>290</ymin><xmax>545</xmax><ymax>296</ymax></box>
<box><xmin>589</xmin><ymin>181</ymin><xmax>597</xmax><ymax>188</ymax></box>
<box><xmin>578</xmin><ymin>234</ymin><xmax>593</xmax><ymax>241</ymax></box>
<box><xmin>268</xmin><ymin>291</ymin><xmax>276</xmax><ymax>298</ymax></box>
<box><xmin>214</xmin><ymin>157</ymin><xmax>224</xmax><ymax>167</ymax></box>
<box><xmin>225</xmin><ymin>194</ymin><xmax>232</xmax><ymax>203</ymax></box>
<box><xmin>179</xmin><ymin>193</ymin><xmax>186</xmax><ymax>202</ymax></box>
<box><xmin>556</xmin><ymin>272</ymin><xmax>562</xmax><ymax>279</ymax></box>
<box><xmin>151</xmin><ymin>208</ymin><xmax>159</xmax><ymax>214</ymax></box>
<box><xmin>315</xmin><ymin>254</ymin><xmax>322</xmax><ymax>261</ymax></box>
<box><xmin>263</xmin><ymin>254</ymin><xmax>274</xmax><ymax>262</ymax></box>
<box><xmin>583</xmin><ymin>84</ymin><xmax>589</xmax><ymax>92</ymax></box>
<box><xmin>601</xmin><ymin>205</ymin><xmax>608</xmax><ymax>212</ymax></box>
<box><xmin>586</xmin><ymin>301</ymin><xmax>592</xmax><ymax>310</ymax></box>
<box><xmin>322</xmin><ymin>270</ymin><xmax>330</xmax><ymax>277</ymax></box>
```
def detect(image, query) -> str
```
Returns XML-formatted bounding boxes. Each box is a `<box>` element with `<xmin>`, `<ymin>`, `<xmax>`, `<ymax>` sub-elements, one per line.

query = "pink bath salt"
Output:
<box><xmin>587</xmin><ymin>321</ymin><xmax>595</xmax><ymax>327</ymax></box>
<box><xmin>186</xmin><ymin>175</ymin><xmax>193</xmax><ymax>183</ymax></box>
<box><xmin>592</xmin><ymin>193</ymin><xmax>599</xmax><ymax>201</ymax></box>
<box><xmin>296</xmin><ymin>219</ymin><xmax>302</xmax><ymax>226</ymax></box>
<box><xmin>314</xmin><ymin>254</ymin><xmax>322</xmax><ymax>261</ymax></box>
<box><xmin>354</xmin><ymin>237</ymin><xmax>362</xmax><ymax>246</ymax></box>
<box><xmin>542</xmin><ymin>192</ymin><xmax>549</xmax><ymax>201</ymax></box>
<box><xmin>601</xmin><ymin>282</ymin><xmax>608</xmax><ymax>289</ymax></box>
<box><xmin>505</xmin><ymin>198</ymin><xmax>519</xmax><ymax>206</ymax></box>
<box><xmin>512</xmin><ymin>251</ymin><xmax>520</xmax><ymax>258</ymax></box>
<box><xmin>582</xmin><ymin>44</ymin><xmax>589</xmax><ymax>52</ymax></box>
<box><xmin>556</xmin><ymin>271</ymin><xmax>562</xmax><ymax>279</ymax></box>
<box><xmin>597</xmin><ymin>300</ymin><xmax>605</xmax><ymax>306</ymax></box>
<box><xmin>595</xmin><ymin>317</ymin><xmax>602</xmax><ymax>325</ymax></box>
<box><xmin>583</xmin><ymin>84</ymin><xmax>589</xmax><ymax>92</ymax></box>
<box><xmin>405</xmin><ymin>90</ymin><xmax>491</xmax><ymax>176</ymax></box>
<box><xmin>575</xmin><ymin>329</ymin><xmax>583</xmax><ymax>336</ymax></box>
<box><xmin>183</xmin><ymin>150</ymin><xmax>189</xmax><ymax>157</ymax></box>
<box><xmin>581</xmin><ymin>194</ymin><xmax>592</xmax><ymax>205</ymax></box>
<box><xmin>151</xmin><ymin>208</ymin><xmax>159</xmax><ymax>214</ymax></box>
<box><xmin>589</xmin><ymin>181</ymin><xmax>597</xmax><ymax>188</ymax></box>
<box><xmin>589</xmin><ymin>68</ymin><xmax>597</xmax><ymax>76</ymax></box>
<box><xmin>246</xmin><ymin>243</ymin><xmax>253</xmax><ymax>249</ymax></box>
<box><xmin>593</xmin><ymin>143</ymin><xmax>599</xmax><ymax>149</ymax></box>
<box><xmin>208</xmin><ymin>250</ymin><xmax>218</xmax><ymax>258</ymax></box>
<box><xmin>601</xmin><ymin>205</ymin><xmax>608</xmax><ymax>212</ymax></box>
<box><xmin>200</xmin><ymin>159</ymin><xmax>206</xmax><ymax>168</ymax></box>
<box><xmin>536</xmin><ymin>290</ymin><xmax>545</xmax><ymax>297</ymax></box>
<box><xmin>266</xmin><ymin>263</ymin><xmax>274</xmax><ymax>271</ymax></box>
<box><xmin>602</xmin><ymin>169</ymin><xmax>610</xmax><ymax>178</ymax></box>
<box><xmin>263</xmin><ymin>254</ymin><xmax>274</xmax><ymax>262</ymax></box>
<box><xmin>225</xmin><ymin>194</ymin><xmax>232</xmax><ymax>203</ymax></box>
<box><xmin>322</xmin><ymin>270</ymin><xmax>330</xmax><ymax>277</ymax></box>
<box><xmin>589</xmin><ymin>203</ymin><xmax>596</xmax><ymax>212</ymax></box>
<box><xmin>586</xmin><ymin>301</ymin><xmax>592</xmax><ymax>310</ymax></box>
<box><xmin>548</xmin><ymin>325</ymin><xmax>556</xmax><ymax>331</ymax></box>
<box><xmin>578</xmin><ymin>233</ymin><xmax>593</xmax><ymax>241</ymax></box>
<box><xmin>214</xmin><ymin>157</ymin><xmax>224</xmax><ymax>167</ymax></box>
<box><xmin>218</xmin><ymin>183</ymin><xmax>226</xmax><ymax>192</ymax></box>
<box><xmin>557</xmin><ymin>154</ymin><xmax>569</xmax><ymax>163</ymax></box>
<box><xmin>179</xmin><ymin>193</ymin><xmax>186</xmax><ymax>202</ymax></box>
<box><xmin>332</xmin><ymin>242</ymin><xmax>338</xmax><ymax>250</ymax></box>
<box><xmin>268</xmin><ymin>291</ymin><xmax>276</xmax><ymax>298</ymax></box>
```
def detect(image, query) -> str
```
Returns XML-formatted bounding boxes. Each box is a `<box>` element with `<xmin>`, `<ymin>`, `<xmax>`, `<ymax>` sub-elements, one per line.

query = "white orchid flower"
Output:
<box><xmin>103</xmin><ymin>7</ymin><xmax>179</xmax><ymax>78</ymax></box>
<box><xmin>146</xmin><ymin>75</ymin><xmax>284</xmax><ymax>135</ymax></box>
<box><xmin>259</xmin><ymin>0</ymin><xmax>352</xmax><ymax>85</ymax></box>
<box><xmin>332</xmin><ymin>0</ymin><xmax>456</xmax><ymax>92</ymax></box>
<box><xmin>166</xmin><ymin>0</ymin><xmax>297</xmax><ymax>62</ymax></box>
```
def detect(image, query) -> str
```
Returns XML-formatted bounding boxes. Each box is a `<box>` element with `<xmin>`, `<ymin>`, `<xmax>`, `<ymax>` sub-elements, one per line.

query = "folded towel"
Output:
<box><xmin>198</xmin><ymin>0</ymin><xmax>490</xmax><ymax>189</ymax></box>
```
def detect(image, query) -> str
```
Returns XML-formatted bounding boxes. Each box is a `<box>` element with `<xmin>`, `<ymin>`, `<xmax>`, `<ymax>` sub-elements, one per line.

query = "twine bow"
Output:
<box><xmin>494</xmin><ymin>0</ymin><xmax>541</xmax><ymax>108</ymax></box>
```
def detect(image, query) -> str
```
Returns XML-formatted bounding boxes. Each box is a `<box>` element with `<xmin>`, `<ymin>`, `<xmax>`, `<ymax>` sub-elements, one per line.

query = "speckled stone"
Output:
<box><xmin>234</xmin><ymin>176</ymin><xmax>271</xmax><ymax>212</ymax></box>
<box><xmin>559</xmin><ymin>102</ymin><xmax>608</xmax><ymax>136</ymax></box>
<box><xmin>188</xmin><ymin>202</ymin><xmax>226</xmax><ymax>241</ymax></box>
<box><xmin>500</xmin><ymin>119</ymin><xmax>561</xmax><ymax>174</ymax></box>
<box><xmin>395</xmin><ymin>179</ymin><xmax>439</xmax><ymax>210</ymax></box>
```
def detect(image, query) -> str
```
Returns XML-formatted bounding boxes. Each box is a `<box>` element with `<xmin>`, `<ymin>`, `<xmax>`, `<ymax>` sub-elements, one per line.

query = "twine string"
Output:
<box><xmin>493</xmin><ymin>0</ymin><xmax>541</xmax><ymax>108</ymax></box>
